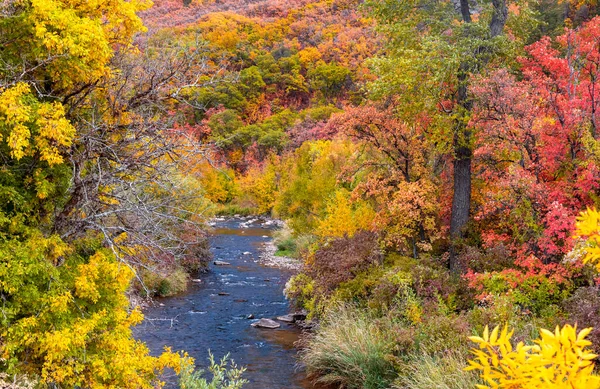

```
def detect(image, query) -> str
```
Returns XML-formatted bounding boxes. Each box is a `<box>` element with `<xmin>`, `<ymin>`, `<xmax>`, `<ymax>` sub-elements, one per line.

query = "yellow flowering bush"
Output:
<box><xmin>0</xmin><ymin>232</ymin><xmax>186</xmax><ymax>388</ymax></box>
<box><xmin>575</xmin><ymin>207</ymin><xmax>600</xmax><ymax>271</ymax></box>
<box><xmin>466</xmin><ymin>324</ymin><xmax>600</xmax><ymax>389</ymax></box>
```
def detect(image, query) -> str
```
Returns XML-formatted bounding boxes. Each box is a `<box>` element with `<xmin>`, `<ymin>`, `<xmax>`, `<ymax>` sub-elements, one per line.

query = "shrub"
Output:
<box><xmin>306</xmin><ymin>231</ymin><xmax>383</xmax><ymax>294</ymax></box>
<box><xmin>466</xmin><ymin>324</ymin><xmax>600</xmax><ymax>388</ymax></box>
<box><xmin>179</xmin><ymin>353</ymin><xmax>247</xmax><ymax>389</ymax></box>
<box><xmin>275</xmin><ymin>237</ymin><xmax>297</xmax><ymax>257</ymax></box>
<box><xmin>575</xmin><ymin>207</ymin><xmax>600</xmax><ymax>271</ymax></box>
<box><xmin>284</xmin><ymin>273</ymin><xmax>317</xmax><ymax>313</ymax></box>
<box><xmin>140</xmin><ymin>267</ymin><xmax>189</xmax><ymax>297</ymax></box>
<box><xmin>413</xmin><ymin>312</ymin><xmax>472</xmax><ymax>355</ymax></box>
<box><xmin>308</xmin><ymin>63</ymin><xmax>352</xmax><ymax>98</ymax></box>
<box><xmin>236</xmin><ymin>160</ymin><xmax>279</xmax><ymax>214</ymax></box>
<box><xmin>214</xmin><ymin>204</ymin><xmax>256</xmax><ymax>216</ymax></box>
<box><xmin>395</xmin><ymin>351</ymin><xmax>482</xmax><ymax>389</ymax></box>
<box><xmin>564</xmin><ymin>287</ymin><xmax>600</xmax><ymax>353</ymax></box>
<box><xmin>273</xmin><ymin>226</ymin><xmax>297</xmax><ymax>257</ymax></box>
<box><xmin>316</xmin><ymin>189</ymin><xmax>376</xmax><ymax>238</ymax></box>
<box><xmin>464</xmin><ymin>255</ymin><xmax>582</xmax><ymax>315</ymax></box>
<box><xmin>299</xmin><ymin>305</ymin><xmax>397</xmax><ymax>389</ymax></box>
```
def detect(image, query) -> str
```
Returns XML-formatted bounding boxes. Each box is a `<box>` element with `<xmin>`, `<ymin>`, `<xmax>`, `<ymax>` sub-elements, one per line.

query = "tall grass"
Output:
<box><xmin>299</xmin><ymin>305</ymin><xmax>397</xmax><ymax>389</ymax></box>
<box><xmin>395</xmin><ymin>351</ymin><xmax>482</xmax><ymax>389</ymax></box>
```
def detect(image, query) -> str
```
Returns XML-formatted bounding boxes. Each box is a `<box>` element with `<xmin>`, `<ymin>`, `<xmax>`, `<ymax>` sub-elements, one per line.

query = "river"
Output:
<box><xmin>134</xmin><ymin>217</ymin><xmax>321</xmax><ymax>389</ymax></box>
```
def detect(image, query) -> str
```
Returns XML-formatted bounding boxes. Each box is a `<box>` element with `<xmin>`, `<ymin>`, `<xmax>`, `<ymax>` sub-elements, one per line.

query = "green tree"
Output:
<box><xmin>366</xmin><ymin>0</ymin><xmax>521</xmax><ymax>270</ymax></box>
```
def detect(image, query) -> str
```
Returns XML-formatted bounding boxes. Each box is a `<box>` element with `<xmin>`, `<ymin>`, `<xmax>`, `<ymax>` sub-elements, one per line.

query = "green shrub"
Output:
<box><xmin>140</xmin><ymin>267</ymin><xmax>189</xmax><ymax>297</ymax></box>
<box><xmin>214</xmin><ymin>204</ymin><xmax>257</xmax><ymax>216</ymax></box>
<box><xmin>413</xmin><ymin>312</ymin><xmax>471</xmax><ymax>355</ymax></box>
<box><xmin>300</xmin><ymin>305</ymin><xmax>397</xmax><ymax>389</ymax></box>
<box><xmin>273</xmin><ymin>226</ymin><xmax>297</xmax><ymax>257</ymax></box>
<box><xmin>275</xmin><ymin>238</ymin><xmax>296</xmax><ymax>257</ymax></box>
<box><xmin>395</xmin><ymin>351</ymin><xmax>482</xmax><ymax>389</ymax></box>
<box><xmin>284</xmin><ymin>273</ymin><xmax>317</xmax><ymax>313</ymax></box>
<box><xmin>179</xmin><ymin>352</ymin><xmax>247</xmax><ymax>389</ymax></box>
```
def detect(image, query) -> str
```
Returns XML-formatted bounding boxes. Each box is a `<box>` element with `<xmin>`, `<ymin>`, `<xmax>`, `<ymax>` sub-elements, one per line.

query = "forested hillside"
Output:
<box><xmin>1</xmin><ymin>0</ymin><xmax>600</xmax><ymax>388</ymax></box>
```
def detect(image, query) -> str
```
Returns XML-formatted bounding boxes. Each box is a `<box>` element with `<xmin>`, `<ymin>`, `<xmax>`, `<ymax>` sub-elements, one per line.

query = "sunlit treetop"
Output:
<box><xmin>1</xmin><ymin>0</ymin><xmax>151</xmax><ymax>90</ymax></box>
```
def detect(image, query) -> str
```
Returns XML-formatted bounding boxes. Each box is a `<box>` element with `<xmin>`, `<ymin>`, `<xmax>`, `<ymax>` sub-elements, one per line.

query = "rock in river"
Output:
<box><xmin>276</xmin><ymin>314</ymin><xmax>295</xmax><ymax>323</ymax></box>
<box><xmin>292</xmin><ymin>311</ymin><xmax>308</xmax><ymax>321</ymax></box>
<box><xmin>214</xmin><ymin>260</ymin><xmax>231</xmax><ymax>266</ymax></box>
<box><xmin>251</xmin><ymin>318</ymin><xmax>281</xmax><ymax>329</ymax></box>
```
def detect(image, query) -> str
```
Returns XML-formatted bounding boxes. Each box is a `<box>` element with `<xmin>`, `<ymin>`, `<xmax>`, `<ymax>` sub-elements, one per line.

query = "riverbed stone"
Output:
<box><xmin>276</xmin><ymin>314</ymin><xmax>295</xmax><ymax>323</ymax></box>
<box><xmin>214</xmin><ymin>260</ymin><xmax>231</xmax><ymax>266</ymax></box>
<box><xmin>292</xmin><ymin>311</ymin><xmax>308</xmax><ymax>321</ymax></box>
<box><xmin>251</xmin><ymin>318</ymin><xmax>280</xmax><ymax>329</ymax></box>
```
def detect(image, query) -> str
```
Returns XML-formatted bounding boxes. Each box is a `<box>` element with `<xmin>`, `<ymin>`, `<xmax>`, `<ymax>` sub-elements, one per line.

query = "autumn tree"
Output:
<box><xmin>327</xmin><ymin>105</ymin><xmax>440</xmax><ymax>256</ymax></box>
<box><xmin>0</xmin><ymin>0</ymin><xmax>209</xmax><ymax>385</ymax></box>
<box><xmin>366</xmin><ymin>0</ymin><xmax>520</xmax><ymax>270</ymax></box>
<box><xmin>471</xmin><ymin>17</ymin><xmax>600</xmax><ymax>264</ymax></box>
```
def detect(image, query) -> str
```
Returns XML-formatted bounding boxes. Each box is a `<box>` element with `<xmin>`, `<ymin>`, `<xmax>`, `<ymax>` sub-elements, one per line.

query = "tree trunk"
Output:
<box><xmin>450</xmin><ymin>154</ymin><xmax>472</xmax><ymax>239</ymax></box>
<box><xmin>448</xmin><ymin>0</ymin><xmax>508</xmax><ymax>272</ymax></box>
<box><xmin>448</xmin><ymin>66</ymin><xmax>472</xmax><ymax>272</ymax></box>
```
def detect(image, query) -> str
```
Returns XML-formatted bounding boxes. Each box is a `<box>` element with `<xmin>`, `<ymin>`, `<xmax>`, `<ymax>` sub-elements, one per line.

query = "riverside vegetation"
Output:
<box><xmin>1</xmin><ymin>0</ymin><xmax>600</xmax><ymax>388</ymax></box>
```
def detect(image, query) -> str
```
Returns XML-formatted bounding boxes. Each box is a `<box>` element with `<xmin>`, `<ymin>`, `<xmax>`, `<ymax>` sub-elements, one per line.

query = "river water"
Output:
<box><xmin>134</xmin><ymin>217</ymin><xmax>320</xmax><ymax>389</ymax></box>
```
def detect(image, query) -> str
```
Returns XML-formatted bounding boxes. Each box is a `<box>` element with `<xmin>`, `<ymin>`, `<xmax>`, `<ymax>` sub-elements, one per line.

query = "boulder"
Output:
<box><xmin>292</xmin><ymin>311</ymin><xmax>308</xmax><ymax>321</ymax></box>
<box><xmin>276</xmin><ymin>314</ymin><xmax>295</xmax><ymax>323</ymax></box>
<box><xmin>251</xmin><ymin>318</ymin><xmax>280</xmax><ymax>329</ymax></box>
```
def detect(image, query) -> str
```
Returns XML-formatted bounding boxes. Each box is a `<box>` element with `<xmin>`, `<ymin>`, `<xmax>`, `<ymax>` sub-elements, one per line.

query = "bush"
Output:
<box><xmin>564</xmin><ymin>286</ymin><xmax>600</xmax><ymax>353</ymax></box>
<box><xmin>307</xmin><ymin>231</ymin><xmax>383</xmax><ymax>294</ymax></box>
<box><xmin>140</xmin><ymin>267</ymin><xmax>189</xmax><ymax>297</ymax></box>
<box><xmin>284</xmin><ymin>273</ymin><xmax>317</xmax><ymax>313</ymax></box>
<box><xmin>299</xmin><ymin>305</ymin><xmax>397</xmax><ymax>389</ymax></box>
<box><xmin>179</xmin><ymin>353</ymin><xmax>247</xmax><ymax>389</ymax></box>
<box><xmin>308</xmin><ymin>63</ymin><xmax>352</xmax><ymax>98</ymax></box>
<box><xmin>395</xmin><ymin>351</ymin><xmax>482</xmax><ymax>389</ymax></box>
<box><xmin>275</xmin><ymin>238</ymin><xmax>296</xmax><ymax>257</ymax></box>
<box><xmin>466</xmin><ymin>324</ymin><xmax>600</xmax><ymax>388</ymax></box>
<box><xmin>413</xmin><ymin>311</ymin><xmax>472</xmax><ymax>355</ymax></box>
<box><xmin>272</xmin><ymin>226</ymin><xmax>297</xmax><ymax>257</ymax></box>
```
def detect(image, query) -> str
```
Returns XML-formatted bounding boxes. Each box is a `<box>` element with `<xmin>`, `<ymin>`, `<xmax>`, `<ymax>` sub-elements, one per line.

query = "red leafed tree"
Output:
<box><xmin>471</xmin><ymin>17</ymin><xmax>600</xmax><ymax>265</ymax></box>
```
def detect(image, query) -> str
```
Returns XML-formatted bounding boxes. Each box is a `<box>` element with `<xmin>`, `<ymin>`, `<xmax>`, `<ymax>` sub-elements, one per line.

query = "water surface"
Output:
<box><xmin>135</xmin><ymin>217</ymin><xmax>320</xmax><ymax>389</ymax></box>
